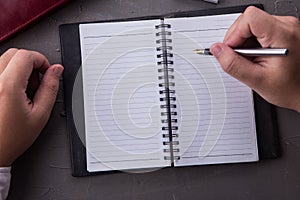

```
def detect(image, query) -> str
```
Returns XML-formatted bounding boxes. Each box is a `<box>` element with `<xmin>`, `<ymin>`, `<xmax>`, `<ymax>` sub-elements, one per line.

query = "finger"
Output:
<box><xmin>2</xmin><ymin>50</ymin><xmax>50</xmax><ymax>90</ymax></box>
<box><xmin>274</xmin><ymin>15</ymin><xmax>299</xmax><ymax>24</ymax></box>
<box><xmin>224</xmin><ymin>6</ymin><xmax>278</xmax><ymax>48</ymax></box>
<box><xmin>210</xmin><ymin>43</ymin><xmax>265</xmax><ymax>90</ymax></box>
<box><xmin>223</xmin><ymin>13</ymin><xmax>246</xmax><ymax>45</ymax></box>
<box><xmin>26</xmin><ymin>69</ymin><xmax>40</xmax><ymax>101</ymax></box>
<box><xmin>0</xmin><ymin>48</ymin><xmax>19</xmax><ymax>74</ymax></box>
<box><xmin>32</xmin><ymin>64</ymin><xmax>64</xmax><ymax>123</ymax></box>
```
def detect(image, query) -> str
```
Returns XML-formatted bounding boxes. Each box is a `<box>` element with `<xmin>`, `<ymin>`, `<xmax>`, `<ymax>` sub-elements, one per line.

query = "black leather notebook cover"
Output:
<box><xmin>60</xmin><ymin>4</ymin><xmax>280</xmax><ymax>177</ymax></box>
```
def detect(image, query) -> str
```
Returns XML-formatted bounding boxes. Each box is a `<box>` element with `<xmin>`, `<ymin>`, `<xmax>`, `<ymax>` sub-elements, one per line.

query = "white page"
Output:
<box><xmin>79</xmin><ymin>19</ymin><xmax>170</xmax><ymax>172</ymax></box>
<box><xmin>165</xmin><ymin>13</ymin><xmax>259</xmax><ymax>166</ymax></box>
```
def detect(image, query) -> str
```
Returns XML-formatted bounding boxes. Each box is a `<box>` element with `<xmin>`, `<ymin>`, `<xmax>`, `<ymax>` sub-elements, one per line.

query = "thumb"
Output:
<box><xmin>32</xmin><ymin>64</ymin><xmax>64</xmax><ymax>123</ymax></box>
<box><xmin>210</xmin><ymin>43</ymin><xmax>264</xmax><ymax>90</ymax></box>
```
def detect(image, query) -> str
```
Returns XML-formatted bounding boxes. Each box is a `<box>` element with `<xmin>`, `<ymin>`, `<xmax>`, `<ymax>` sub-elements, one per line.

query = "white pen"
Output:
<box><xmin>193</xmin><ymin>48</ymin><xmax>288</xmax><ymax>56</ymax></box>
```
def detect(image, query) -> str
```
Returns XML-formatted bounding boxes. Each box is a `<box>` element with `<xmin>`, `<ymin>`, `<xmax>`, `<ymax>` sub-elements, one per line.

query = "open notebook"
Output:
<box><xmin>60</xmin><ymin>5</ymin><xmax>279</xmax><ymax>176</ymax></box>
<box><xmin>79</xmin><ymin>13</ymin><xmax>258</xmax><ymax>172</ymax></box>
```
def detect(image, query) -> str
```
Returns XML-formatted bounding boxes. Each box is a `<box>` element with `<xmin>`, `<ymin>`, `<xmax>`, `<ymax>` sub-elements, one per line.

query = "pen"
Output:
<box><xmin>193</xmin><ymin>48</ymin><xmax>288</xmax><ymax>56</ymax></box>
<box><xmin>203</xmin><ymin>0</ymin><xmax>219</xmax><ymax>4</ymax></box>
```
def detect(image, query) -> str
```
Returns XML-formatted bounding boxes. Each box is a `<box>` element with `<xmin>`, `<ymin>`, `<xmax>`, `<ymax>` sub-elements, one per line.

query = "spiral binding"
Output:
<box><xmin>155</xmin><ymin>20</ymin><xmax>179</xmax><ymax>162</ymax></box>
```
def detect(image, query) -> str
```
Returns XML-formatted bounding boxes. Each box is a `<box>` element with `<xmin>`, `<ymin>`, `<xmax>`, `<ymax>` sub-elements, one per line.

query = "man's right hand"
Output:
<box><xmin>211</xmin><ymin>6</ymin><xmax>300</xmax><ymax>112</ymax></box>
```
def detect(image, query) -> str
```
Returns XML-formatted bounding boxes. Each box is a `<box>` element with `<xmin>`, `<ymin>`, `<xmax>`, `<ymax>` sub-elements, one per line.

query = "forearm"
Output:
<box><xmin>0</xmin><ymin>167</ymin><xmax>11</xmax><ymax>200</ymax></box>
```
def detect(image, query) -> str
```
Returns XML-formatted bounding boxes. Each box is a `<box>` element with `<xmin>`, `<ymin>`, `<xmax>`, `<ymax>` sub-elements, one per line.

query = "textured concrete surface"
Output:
<box><xmin>1</xmin><ymin>0</ymin><xmax>300</xmax><ymax>199</ymax></box>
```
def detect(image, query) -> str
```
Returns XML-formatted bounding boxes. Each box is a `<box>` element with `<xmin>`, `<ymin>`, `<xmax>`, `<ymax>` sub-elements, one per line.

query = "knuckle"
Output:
<box><xmin>284</xmin><ymin>21</ymin><xmax>300</xmax><ymax>41</ymax></box>
<box><xmin>14</xmin><ymin>49</ymin><xmax>32</xmax><ymax>61</ymax></box>
<box><xmin>6</xmin><ymin>48</ymin><xmax>18</xmax><ymax>54</ymax></box>
<box><xmin>0</xmin><ymin>48</ymin><xmax>19</xmax><ymax>66</ymax></box>
<box><xmin>283</xmin><ymin>26</ymin><xmax>300</xmax><ymax>48</ymax></box>
<box><xmin>286</xmin><ymin>16</ymin><xmax>299</xmax><ymax>25</ymax></box>
<box><xmin>244</xmin><ymin>6</ymin><xmax>258</xmax><ymax>17</ymax></box>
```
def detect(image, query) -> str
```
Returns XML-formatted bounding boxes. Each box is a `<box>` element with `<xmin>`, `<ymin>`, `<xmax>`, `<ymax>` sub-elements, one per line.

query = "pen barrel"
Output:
<box><xmin>234</xmin><ymin>48</ymin><xmax>288</xmax><ymax>56</ymax></box>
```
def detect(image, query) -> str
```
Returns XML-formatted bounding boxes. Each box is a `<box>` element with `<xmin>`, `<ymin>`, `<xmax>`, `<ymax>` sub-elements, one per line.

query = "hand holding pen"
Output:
<box><xmin>205</xmin><ymin>6</ymin><xmax>300</xmax><ymax>112</ymax></box>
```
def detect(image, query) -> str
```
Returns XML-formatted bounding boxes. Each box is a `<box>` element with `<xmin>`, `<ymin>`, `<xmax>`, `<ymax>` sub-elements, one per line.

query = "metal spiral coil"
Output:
<box><xmin>164</xmin><ymin>156</ymin><xmax>180</xmax><ymax>161</ymax></box>
<box><xmin>156</xmin><ymin>31</ymin><xmax>171</xmax><ymax>36</ymax></box>
<box><xmin>156</xmin><ymin>21</ymin><xmax>179</xmax><ymax>161</ymax></box>
<box><xmin>155</xmin><ymin>24</ymin><xmax>171</xmax><ymax>29</ymax></box>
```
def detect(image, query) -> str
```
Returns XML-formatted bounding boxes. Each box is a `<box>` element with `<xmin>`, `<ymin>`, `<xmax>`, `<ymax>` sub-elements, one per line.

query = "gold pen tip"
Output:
<box><xmin>193</xmin><ymin>49</ymin><xmax>205</xmax><ymax>54</ymax></box>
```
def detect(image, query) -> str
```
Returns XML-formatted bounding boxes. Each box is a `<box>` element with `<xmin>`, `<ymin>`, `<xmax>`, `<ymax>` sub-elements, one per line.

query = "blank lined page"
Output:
<box><xmin>79</xmin><ymin>19</ymin><xmax>169</xmax><ymax>172</ymax></box>
<box><xmin>165</xmin><ymin>14</ymin><xmax>259</xmax><ymax>166</ymax></box>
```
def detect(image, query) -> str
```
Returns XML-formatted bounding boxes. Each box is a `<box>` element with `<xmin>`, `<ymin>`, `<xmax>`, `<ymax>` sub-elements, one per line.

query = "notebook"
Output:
<box><xmin>60</xmin><ymin>5</ymin><xmax>280</xmax><ymax>176</ymax></box>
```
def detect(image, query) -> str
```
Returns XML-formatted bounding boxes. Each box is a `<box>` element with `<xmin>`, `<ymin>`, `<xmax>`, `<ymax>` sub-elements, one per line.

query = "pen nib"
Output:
<box><xmin>193</xmin><ymin>49</ymin><xmax>206</xmax><ymax>55</ymax></box>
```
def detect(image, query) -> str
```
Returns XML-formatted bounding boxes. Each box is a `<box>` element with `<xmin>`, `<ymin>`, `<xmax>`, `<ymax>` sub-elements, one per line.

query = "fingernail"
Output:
<box><xmin>211</xmin><ymin>44</ymin><xmax>223</xmax><ymax>57</ymax></box>
<box><xmin>53</xmin><ymin>66</ymin><xmax>63</xmax><ymax>78</ymax></box>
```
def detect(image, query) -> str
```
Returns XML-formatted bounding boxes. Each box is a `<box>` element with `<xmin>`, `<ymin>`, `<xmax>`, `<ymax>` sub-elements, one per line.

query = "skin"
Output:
<box><xmin>211</xmin><ymin>6</ymin><xmax>300</xmax><ymax>112</ymax></box>
<box><xmin>0</xmin><ymin>48</ymin><xmax>63</xmax><ymax>167</ymax></box>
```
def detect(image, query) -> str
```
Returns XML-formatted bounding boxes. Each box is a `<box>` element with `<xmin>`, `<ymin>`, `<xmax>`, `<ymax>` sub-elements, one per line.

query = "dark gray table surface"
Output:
<box><xmin>1</xmin><ymin>0</ymin><xmax>300</xmax><ymax>199</ymax></box>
